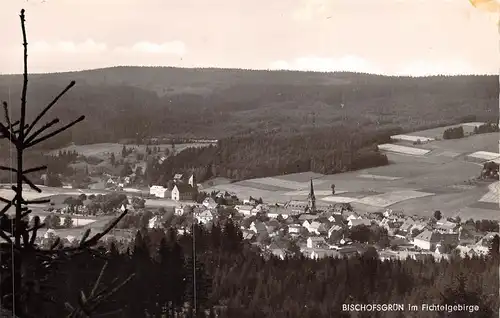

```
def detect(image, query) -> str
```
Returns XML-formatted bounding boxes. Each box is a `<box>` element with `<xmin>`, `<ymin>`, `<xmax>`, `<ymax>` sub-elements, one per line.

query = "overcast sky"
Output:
<box><xmin>0</xmin><ymin>0</ymin><xmax>498</xmax><ymax>76</ymax></box>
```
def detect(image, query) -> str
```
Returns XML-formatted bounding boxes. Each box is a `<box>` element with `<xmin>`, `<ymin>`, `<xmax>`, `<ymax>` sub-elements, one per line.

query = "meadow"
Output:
<box><xmin>202</xmin><ymin>125</ymin><xmax>500</xmax><ymax>220</ymax></box>
<box><xmin>51</xmin><ymin>142</ymin><xmax>211</xmax><ymax>160</ymax></box>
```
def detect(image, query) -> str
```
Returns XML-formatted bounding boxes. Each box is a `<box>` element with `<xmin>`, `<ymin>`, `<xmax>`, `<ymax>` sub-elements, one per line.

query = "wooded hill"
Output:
<box><xmin>0</xmin><ymin>67</ymin><xmax>497</xmax><ymax>148</ymax></box>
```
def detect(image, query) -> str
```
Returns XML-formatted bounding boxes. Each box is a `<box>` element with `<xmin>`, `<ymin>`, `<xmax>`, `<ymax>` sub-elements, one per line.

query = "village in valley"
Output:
<box><xmin>20</xmin><ymin>121</ymin><xmax>500</xmax><ymax>262</ymax></box>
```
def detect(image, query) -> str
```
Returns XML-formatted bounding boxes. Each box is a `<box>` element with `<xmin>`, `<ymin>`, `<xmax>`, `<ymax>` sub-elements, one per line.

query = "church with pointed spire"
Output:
<box><xmin>307</xmin><ymin>178</ymin><xmax>316</xmax><ymax>212</ymax></box>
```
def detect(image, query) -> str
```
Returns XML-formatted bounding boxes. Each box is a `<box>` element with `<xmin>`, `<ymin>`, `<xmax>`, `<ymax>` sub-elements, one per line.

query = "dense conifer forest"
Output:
<box><xmin>24</xmin><ymin>221</ymin><xmax>499</xmax><ymax>317</ymax></box>
<box><xmin>145</xmin><ymin>127</ymin><xmax>393</xmax><ymax>183</ymax></box>
<box><xmin>0</xmin><ymin>68</ymin><xmax>497</xmax><ymax>148</ymax></box>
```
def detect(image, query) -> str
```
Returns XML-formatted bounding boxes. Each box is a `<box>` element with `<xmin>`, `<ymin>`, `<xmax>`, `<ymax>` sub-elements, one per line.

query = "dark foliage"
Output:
<box><xmin>146</xmin><ymin>128</ymin><xmax>390</xmax><ymax>184</ymax></box>
<box><xmin>442</xmin><ymin>126</ymin><xmax>464</xmax><ymax>139</ymax></box>
<box><xmin>474</xmin><ymin>122</ymin><xmax>499</xmax><ymax>134</ymax></box>
<box><xmin>22</xmin><ymin>223</ymin><xmax>498</xmax><ymax>318</ymax></box>
<box><xmin>0</xmin><ymin>68</ymin><xmax>497</xmax><ymax>148</ymax></box>
<box><xmin>0</xmin><ymin>10</ymin><xmax>129</xmax><ymax>317</ymax></box>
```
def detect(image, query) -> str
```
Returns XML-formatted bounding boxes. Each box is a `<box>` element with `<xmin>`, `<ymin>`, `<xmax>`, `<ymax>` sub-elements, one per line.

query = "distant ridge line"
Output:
<box><xmin>0</xmin><ymin>65</ymin><xmax>495</xmax><ymax>78</ymax></box>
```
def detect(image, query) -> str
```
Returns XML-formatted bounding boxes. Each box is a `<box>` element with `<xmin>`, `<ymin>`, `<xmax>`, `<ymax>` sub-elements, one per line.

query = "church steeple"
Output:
<box><xmin>307</xmin><ymin>178</ymin><xmax>316</xmax><ymax>212</ymax></box>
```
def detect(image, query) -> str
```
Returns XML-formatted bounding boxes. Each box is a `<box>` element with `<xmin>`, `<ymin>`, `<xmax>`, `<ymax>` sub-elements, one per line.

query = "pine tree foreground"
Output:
<box><xmin>0</xmin><ymin>9</ymin><xmax>131</xmax><ymax>317</ymax></box>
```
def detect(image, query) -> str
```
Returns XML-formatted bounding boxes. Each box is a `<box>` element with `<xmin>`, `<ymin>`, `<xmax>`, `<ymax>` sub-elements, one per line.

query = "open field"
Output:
<box><xmin>272</xmin><ymin>172</ymin><xmax>325</xmax><ymax>183</ymax></box>
<box><xmin>51</xmin><ymin>142</ymin><xmax>210</xmax><ymax>159</ymax></box>
<box><xmin>431</xmin><ymin>150</ymin><xmax>462</xmax><ymax>158</ymax></box>
<box><xmin>355</xmin><ymin>190</ymin><xmax>435</xmax><ymax>208</ymax></box>
<box><xmin>284</xmin><ymin>190</ymin><xmax>345</xmax><ymax>196</ymax></box>
<box><xmin>466</xmin><ymin>151</ymin><xmax>500</xmax><ymax>162</ymax></box>
<box><xmin>390</xmin><ymin>135</ymin><xmax>435</xmax><ymax>143</ymax></box>
<box><xmin>378</xmin><ymin>144</ymin><xmax>431</xmax><ymax>156</ymax></box>
<box><xmin>28</xmin><ymin>214</ymin><xmax>97</xmax><ymax>227</ymax></box>
<box><xmin>201</xmin><ymin>177</ymin><xmax>233</xmax><ymax>189</ymax></box>
<box><xmin>243</xmin><ymin>177</ymin><xmax>327</xmax><ymax>191</ymax></box>
<box><xmin>357</xmin><ymin>174</ymin><xmax>402</xmax><ymax>181</ymax></box>
<box><xmin>479</xmin><ymin>182</ymin><xmax>499</xmax><ymax>204</ymax></box>
<box><xmin>204</xmin><ymin>183</ymin><xmax>289</xmax><ymax>203</ymax></box>
<box><xmin>320</xmin><ymin>196</ymin><xmax>358</xmax><ymax>203</ymax></box>
<box><xmin>236</xmin><ymin>180</ymin><xmax>292</xmax><ymax>192</ymax></box>
<box><xmin>419</xmin><ymin>133</ymin><xmax>498</xmax><ymax>153</ymax></box>
<box><xmin>404</xmin><ymin>122</ymin><xmax>485</xmax><ymax>139</ymax></box>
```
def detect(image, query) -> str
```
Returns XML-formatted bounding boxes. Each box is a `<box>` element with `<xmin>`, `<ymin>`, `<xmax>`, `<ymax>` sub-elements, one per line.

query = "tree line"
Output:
<box><xmin>144</xmin><ymin>127</ymin><xmax>391</xmax><ymax>184</ymax></box>
<box><xmin>18</xmin><ymin>220</ymin><xmax>499</xmax><ymax>317</ymax></box>
<box><xmin>1</xmin><ymin>69</ymin><xmax>498</xmax><ymax>148</ymax></box>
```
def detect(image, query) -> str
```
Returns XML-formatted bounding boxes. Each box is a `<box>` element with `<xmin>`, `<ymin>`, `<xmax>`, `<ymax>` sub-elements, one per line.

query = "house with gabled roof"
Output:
<box><xmin>307</xmin><ymin>236</ymin><xmax>326</xmax><ymax>249</ymax></box>
<box><xmin>202</xmin><ymin>197</ymin><xmax>218</xmax><ymax>210</ymax></box>
<box><xmin>328</xmin><ymin>224</ymin><xmax>343</xmax><ymax>239</ymax></box>
<box><xmin>304</xmin><ymin>221</ymin><xmax>323</xmax><ymax>235</ymax></box>
<box><xmin>196</xmin><ymin>210</ymin><xmax>214</xmax><ymax>224</ymax></box>
<box><xmin>171</xmin><ymin>184</ymin><xmax>196</xmax><ymax>201</ymax></box>
<box><xmin>348</xmin><ymin>218</ymin><xmax>372</xmax><ymax>229</ymax></box>
<box><xmin>235</xmin><ymin>205</ymin><xmax>255</xmax><ymax>216</ymax></box>
<box><xmin>241</xmin><ymin>230</ymin><xmax>255</xmax><ymax>241</ymax></box>
<box><xmin>413</xmin><ymin>230</ymin><xmax>441</xmax><ymax>250</ymax></box>
<box><xmin>399</xmin><ymin>217</ymin><xmax>416</xmax><ymax>233</ymax></box>
<box><xmin>148</xmin><ymin>215</ymin><xmax>164</xmax><ymax>229</ymax></box>
<box><xmin>150</xmin><ymin>185</ymin><xmax>169</xmax><ymax>198</ymax></box>
<box><xmin>476</xmin><ymin>232</ymin><xmax>500</xmax><ymax>247</ymax></box>
<box><xmin>298</xmin><ymin>214</ymin><xmax>319</xmax><ymax>222</ymax></box>
<box><xmin>250</xmin><ymin>221</ymin><xmax>268</xmax><ymax>235</ymax></box>
<box><xmin>287</xmin><ymin>224</ymin><xmax>303</xmax><ymax>236</ymax></box>
<box><xmin>267</xmin><ymin>206</ymin><xmax>293</xmax><ymax>219</ymax></box>
<box><xmin>436</xmin><ymin>220</ymin><xmax>459</xmax><ymax>234</ymax></box>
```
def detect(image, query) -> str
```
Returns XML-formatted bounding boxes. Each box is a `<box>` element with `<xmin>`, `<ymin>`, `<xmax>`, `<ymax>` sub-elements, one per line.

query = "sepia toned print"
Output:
<box><xmin>0</xmin><ymin>1</ymin><xmax>498</xmax><ymax>317</ymax></box>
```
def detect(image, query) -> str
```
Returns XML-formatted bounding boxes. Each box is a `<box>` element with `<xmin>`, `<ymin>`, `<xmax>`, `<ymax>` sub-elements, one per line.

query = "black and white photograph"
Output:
<box><xmin>0</xmin><ymin>0</ymin><xmax>499</xmax><ymax>317</ymax></box>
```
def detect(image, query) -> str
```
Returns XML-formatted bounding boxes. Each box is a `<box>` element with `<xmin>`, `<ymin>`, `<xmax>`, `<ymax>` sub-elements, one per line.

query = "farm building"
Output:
<box><xmin>150</xmin><ymin>185</ymin><xmax>169</xmax><ymax>198</ymax></box>
<box><xmin>377</xmin><ymin>144</ymin><xmax>431</xmax><ymax>156</ymax></box>
<box><xmin>413</xmin><ymin>230</ymin><xmax>459</xmax><ymax>251</ymax></box>
<box><xmin>465</xmin><ymin>151</ymin><xmax>500</xmax><ymax>163</ymax></box>
<box><xmin>307</xmin><ymin>236</ymin><xmax>327</xmax><ymax>248</ymax></box>
<box><xmin>390</xmin><ymin>134</ymin><xmax>435</xmax><ymax>143</ymax></box>
<box><xmin>413</xmin><ymin>230</ymin><xmax>441</xmax><ymax>250</ymax></box>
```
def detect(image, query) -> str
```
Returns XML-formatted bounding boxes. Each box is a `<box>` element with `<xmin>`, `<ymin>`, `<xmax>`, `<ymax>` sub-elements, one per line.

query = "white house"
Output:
<box><xmin>436</xmin><ymin>220</ymin><xmax>458</xmax><ymax>234</ymax></box>
<box><xmin>304</xmin><ymin>221</ymin><xmax>323</xmax><ymax>235</ymax></box>
<box><xmin>196</xmin><ymin>210</ymin><xmax>214</xmax><ymax>224</ymax></box>
<box><xmin>202</xmin><ymin>197</ymin><xmax>218</xmax><ymax>209</ymax></box>
<box><xmin>243</xmin><ymin>198</ymin><xmax>257</xmax><ymax>205</ymax></box>
<box><xmin>148</xmin><ymin>215</ymin><xmax>163</xmax><ymax>229</ymax></box>
<box><xmin>44</xmin><ymin>228</ymin><xmax>57</xmax><ymax>239</ymax></box>
<box><xmin>346</xmin><ymin>213</ymin><xmax>361</xmax><ymax>222</ymax></box>
<box><xmin>267</xmin><ymin>206</ymin><xmax>291</xmax><ymax>219</ymax></box>
<box><xmin>287</xmin><ymin>225</ymin><xmax>302</xmax><ymax>235</ymax></box>
<box><xmin>150</xmin><ymin>185</ymin><xmax>168</xmax><ymax>198</ymax></box>
<box><xmin>307</xmin><ymin>236</ymin><xmax>326</xmax><ymax>249</ymax></box>
<box><xmin>235</xmin><ymin>205</ymin><xmax>255</xmax><ymax>216</ymax></box>
<box><xmin>188</xmin><ymin>174</ymin><xmax>196</xmax><ymax>187</ymax></box>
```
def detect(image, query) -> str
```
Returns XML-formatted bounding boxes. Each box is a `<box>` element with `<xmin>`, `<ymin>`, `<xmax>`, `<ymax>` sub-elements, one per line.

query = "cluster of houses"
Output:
<box><xmin>144</xmin><ymin>178</ymin><xmax>499</xmax><ymax>261</ymax></box>
<box><xmin>238</xmin><ymin>202</ymin><xmax>497</xmax><ymax>261</ymax></box>
<box><xmin>148</xmin><ymin>195</ymin><xmax>220</xmax><ymax>229</ymax></box>
<box><xmin>149</xmin><ymin>174</ymin><xmax>199</xmax><ymax>201</ymax></box>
